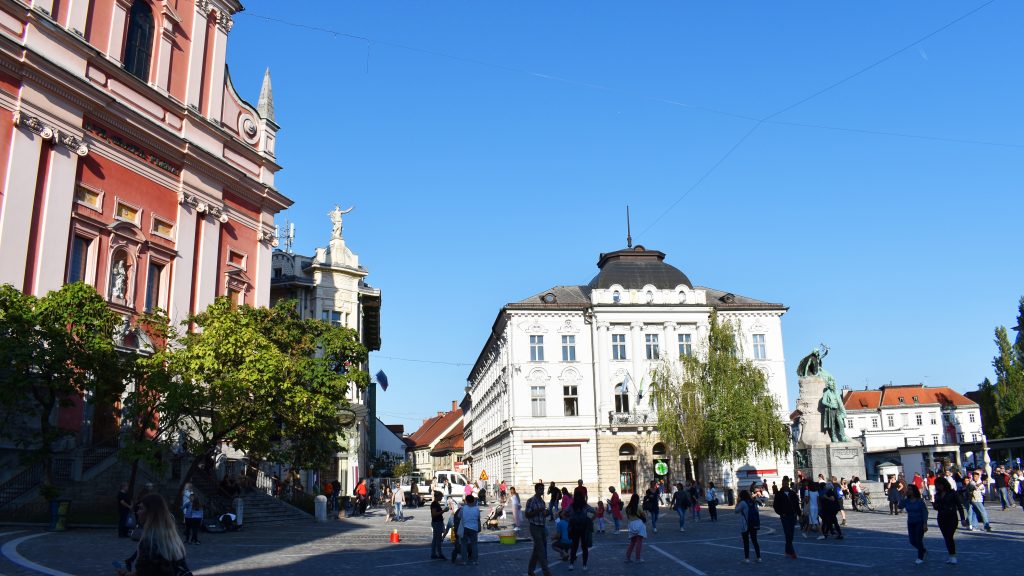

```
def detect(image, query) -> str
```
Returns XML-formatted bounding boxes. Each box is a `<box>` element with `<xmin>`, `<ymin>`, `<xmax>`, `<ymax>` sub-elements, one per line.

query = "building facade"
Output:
<box><xmin>0</xmin><ymin>0</ymin><xmax>288</xmax><ymax>448</ymax></box>
<box><xmin>269</xmin><ymin>209</ymin><xmax>381</xmax><ymax>494</ymax></box>
<box><xmin>843</xmin><ymin>384</ymin><xmax>982</xmax><ymax>479</ymax></box>
<box><xmin>406</xmin><ymin>403</ymin><xmax>462</xmax><ymax>480</ymax></box>
<box><xmin>464</xmin><ymin>245</ymin><xmax>792</xmax><ymax>495</ymax></box>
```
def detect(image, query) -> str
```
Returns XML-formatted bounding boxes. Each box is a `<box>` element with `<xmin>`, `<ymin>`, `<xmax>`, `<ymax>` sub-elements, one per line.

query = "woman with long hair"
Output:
<box><xmin>567</xmin><ymin>492</ymin><xmax>594</xmax><ymax>571</ymax></box>
<box><xmin>624</xmin><ymin>493</ymin><xmax>647</xmax><ymax>563</ymax></box>
<box><xmin>734</xmin><ymin>490</ymin><xmax>761</xmax><ymax>562</ymax></box>
<box><xmin>120</xmin><ymin>493</ymin><xmax>190</xmax><ymax>576</ymax></box>
<box><xmin>898</xmin><ymin>484</ymin><xmax>928</xmax><ymax>564</ymax></box>
<box><xmin>932</xmin><ymin>477</ymin><xmax>963</xmax><ymax>565</ymax></box>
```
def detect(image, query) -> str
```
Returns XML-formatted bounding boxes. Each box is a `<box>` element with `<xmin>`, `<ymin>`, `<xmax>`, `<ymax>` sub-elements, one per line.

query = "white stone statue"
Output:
<box><xmin>328</xmin><ymin>205</ymin><xmax>353</xmax><ymax>239</ymax></box>
<box><xmin>111</xmin><ymin>260</ymin><xmax>127</xmax><ymax>300</ymax></box>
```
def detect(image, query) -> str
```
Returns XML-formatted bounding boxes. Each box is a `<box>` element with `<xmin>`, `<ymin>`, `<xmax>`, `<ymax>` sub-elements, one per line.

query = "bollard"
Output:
<box><xmin>315</xmin><ymin>495</ymin><xmax>327</xmax><ymax>522</ymax></box>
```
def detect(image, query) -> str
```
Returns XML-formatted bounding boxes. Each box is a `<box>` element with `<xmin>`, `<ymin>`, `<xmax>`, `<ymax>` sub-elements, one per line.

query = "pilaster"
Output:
<box><xmin>108</xmin><ymin>0</ymin><xmax>132</xmax><ymax>65</ymax></box>
<box><xmin>0</xmin><ymin>121</ymin><xmax>45</xmax><ymax>289</ymax></box>
<box><xmin>32</xmin><ymin>144</ymin><xmax>82</xmax><ymax>295</ymax></box>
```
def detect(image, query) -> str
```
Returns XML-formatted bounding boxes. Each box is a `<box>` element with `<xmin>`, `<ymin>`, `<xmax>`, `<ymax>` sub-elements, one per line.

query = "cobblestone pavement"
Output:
<box><xmin>2</xmin><ymin>501</ymin><xmax>1022</xmax><ymax>576</ymax></box>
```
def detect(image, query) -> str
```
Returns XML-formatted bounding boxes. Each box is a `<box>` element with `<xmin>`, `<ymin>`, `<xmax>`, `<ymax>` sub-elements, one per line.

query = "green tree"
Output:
<box><xmin>975</xmin><ymin>378</ymin><xmax>1002</xmax><ymax>438</ymax></box>
<box><xmin>649</xmin><ymin>311</ymin><xmax>790</xmax><ymax>480</ymax></box>
<box><xmin>140</xmin><ymin>297</ymin><xmax>368</xmax><ymax>499</ymax></box>
<box><xmin>0</xmin><ymin>283</ymin><xmax>124</xmax><ymax>497</ymax></box>
<box><xmin>989</xmin><ymin>297</ymin><xmax>1024</xmax><ymax>437</ymax></box>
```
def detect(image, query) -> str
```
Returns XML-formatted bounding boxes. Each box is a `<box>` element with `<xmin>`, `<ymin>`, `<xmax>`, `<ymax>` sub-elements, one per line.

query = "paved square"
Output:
<box><xmin>2</xmin><ymin>501</ymin><xmax>1022</xmax><ymax>575</ymax></box>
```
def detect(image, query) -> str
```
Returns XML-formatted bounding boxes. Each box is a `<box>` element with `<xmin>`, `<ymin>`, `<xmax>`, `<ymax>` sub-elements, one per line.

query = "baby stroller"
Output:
<box><xmin>484</xmin><ymin>503</ymin><xmax>505</xmax><ymax>530</ymax></box>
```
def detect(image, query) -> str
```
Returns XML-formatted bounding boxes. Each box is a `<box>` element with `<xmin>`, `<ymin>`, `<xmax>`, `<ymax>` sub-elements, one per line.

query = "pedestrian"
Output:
<box><xmin>525</xmin><ymin>483</ymin><xmax>553</xmax><ymax>576</ymax></box>
<box><xmin>560</xmin><ymin>487</ymin><xmax>572</xmax><ymax>511</ymax></box>
<box><xmin>500</xmin><ymin>479</ymin><xmax>508</xmax><ymax>501</ymax></box>
<box><xmin>595</xmin><ymin>500</ymin><xmax>607</xmax><ymax>533</ymax></box>
<box><xmin>925</xmin><ymin>471</ymin><xmax>936</xmax><ymax>503</ymax></box>
<box><xmin>430</xmin><ymin>491</ymin><xmax>447</xmax><ymax>560</ymax></box>
<box><xmin>835</xmin><ymin>476</ymin><xmax>847</xmax><ymax>526</ymax></box>
<box><xmin>608</xmin><ymin>486</ymin><xmax>623</xmax><ymax>534</ymax></box>
<box><xmin>671</xmin><ymin>482</ymin><xmax>689</xmax><ymax>532</ymax></box>
<box><xmin>510</xmin><ymin>486</ymin><xmax>523</xmax><ymax>532</ymax></box>
<box><xmin>817</xmin><ymin>484</ymin><xmax>842</xmax><ymax>540</ymax></box>
<box><xmin>392</xmin><ymin>482</ymin><xmax>405</xmax><ymax>521</ymax></box>
<box><xmin>548</xmin><ymin>482</ymin><xmax>561</xmax><ymax>520</ymax></box>
<box><xmin>574</xmin><ymin>479</ymin><xmax>588</xmax><ymax>501</ymax></box>
<box><xmin>899</xmin><ymin>484</ymin><xmax>928</xmax><ymax>564</ymax></box>
<box><xmin>735</xmin><ymin>490</ymin><xmax>762</xmax><ymax>563</ymax></box>
<box><xmin>886</xmin><ymin>475</ymin><xmax>902</xmax><ymax>515</ymax></box>
<box><xmin>411</xmin><ymin>480</ymin><xmax>421</xmax><ymax>508</ymax></box>
<box><xmin>552</xmin><ymin>510</ymin><xmax>571</xmax><ymax>561</ymax></box>
<box><xmin>705</xmin><ymin>481</ymin><xmax>719</xmax><ymax>521</ymax></box>
<box><xmin>965</xmin><ymin>471</ymin><xmax>992</xmax><ymax>532</ymax></box>
<box><xmin>355</xmin><ymin>478</ymin><xmax>368</xmax><ymax>515</ymax></box>
<box><xmin>805</xmin><ymin>481</ymin><xmax>820</xmax><ymax>536</ymax></box>
<box><xmin>117</xmin><ymin>482</ymin><xmax>132</xmax><ymax>538</ymax></box>
<box><xmin>181</xmin><ymin>493</ymin><xmax>203</xmax><ymax>545</ymax></box>
<box><xmin>932</xmin><ymin>477</ymin><xmax>961</xmax><ymax>564</ymax></box>
<box><xmin>773</xmin><ymin>475</ymin><xmax>801</xmax><ymax>560</ymax></box>
<box><xmin>458</xmin><ymin>494</ymin><xmax>481</xmax><ymax>565</ymax></box>
<box><xmin>119</xmin><ymin>493</ymin><xmax>190</xmax><ymax>576</ymax></box>
<box><xmin>771</xmin><ymin>481</ymin><xmax>778</xmax><ymax>496</ymax></box>
<box><xmin>568</xmin><ymin>492</ymin><xmax>595</xmax><ymax>571</ymax></box>
<box><xmin>643</xmin><ymin>480</ymin><xmax>660</xmax><ymax>532</ymax></box>
<box><xmin>624</xmin><ymin>494</ymin><xmax>647</xmax><ymax>563</ymax></box>
<box><xmin>689</xmin><ymin>481</ymin><xmax>703</xmax><ymax>521</ymax></box>
<box><xmin>449</xmin><ymin>499</ymin><xmax>463</xmax><ymax>565</ymax></box>
<box><xmin>993</xmin><ymin>466</ymin><xmax>1010</xmax><ymax>510</ymax></box>
<box><xmin>323</xmin><ymin>478</ymin><xmax>335</xmax><ymax>512</ymax></box>
<box><xmin>331</xmin><ymin>478</ymin><xmax>341</xmax><ymax>512</ymax></box>
<box><xmin>849</xmin><ymin>476</ymin><xmax>861</xmax><ymax>512</ymax></box>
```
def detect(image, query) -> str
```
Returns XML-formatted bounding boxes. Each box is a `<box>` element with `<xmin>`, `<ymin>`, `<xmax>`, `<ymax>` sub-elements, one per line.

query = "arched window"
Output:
<box><xmin>124</xmin><ymin>0</ymin><xmax>154</xmax><ymax>81</ymax></box>
<box><xmin>614</xmin><ymin>382</ymin><xmax>630</xmax><ymax>413</ymax></box>
<box><xmin>618</xmin><ymin>443</ymin><xmax>636</xmax><ymax>456</ymax></box>
<box><xmin>652</xmin><ymin>442</ymin><xmax>667</xmax><ymax>456</ymax></box>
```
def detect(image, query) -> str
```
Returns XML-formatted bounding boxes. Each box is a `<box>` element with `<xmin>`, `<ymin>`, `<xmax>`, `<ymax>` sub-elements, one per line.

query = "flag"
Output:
<box><xmin>376</xmin><ymin>370</ymin><xmax>389</xmax><ymax>391</ymax></box>
<box><xmin>621</xmin><ymin>373</ymin><xmax>631</xmax><ymax>394</ymax></box>
<box><xmin>637</xmin><ymin>376</ymin><xmax>645</xmax><ymax>401</ymax></box>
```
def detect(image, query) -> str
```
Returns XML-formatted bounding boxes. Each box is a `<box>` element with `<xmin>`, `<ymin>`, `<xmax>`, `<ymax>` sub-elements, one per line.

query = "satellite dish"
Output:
<box><xmin>337</xmin><ymin>408</ymin><xmax>358</xmax><ymax>427</ymax></box>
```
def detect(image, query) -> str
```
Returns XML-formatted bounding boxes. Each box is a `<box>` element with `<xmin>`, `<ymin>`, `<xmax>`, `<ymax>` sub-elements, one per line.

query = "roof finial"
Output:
<box><xmin>257</xmin><ymin>68</ymin><xmax>275</xmax><ymax>122</ymax></box>
<box><xmin>626</xmin><ymin>205</ymin><xmax>633</xmax><ymax>248</ymax></box>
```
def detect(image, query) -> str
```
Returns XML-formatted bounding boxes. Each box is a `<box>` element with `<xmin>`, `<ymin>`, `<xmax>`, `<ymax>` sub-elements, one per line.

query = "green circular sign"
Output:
<box><xmin>654</xmin><ymin>461</ymin><xmax>669</xmax><ymax>476</ymax></box>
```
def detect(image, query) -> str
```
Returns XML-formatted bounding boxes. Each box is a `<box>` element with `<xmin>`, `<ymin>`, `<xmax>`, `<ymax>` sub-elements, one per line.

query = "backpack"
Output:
<box><xmin>747</xmin><ymin>502</ymin><xmax>761</xmax><ymax>529</ymax></box>
<box><xmin>642</xmin><ymin>492</ymin><xmax>656</xmax><ymax>512</ymax></box>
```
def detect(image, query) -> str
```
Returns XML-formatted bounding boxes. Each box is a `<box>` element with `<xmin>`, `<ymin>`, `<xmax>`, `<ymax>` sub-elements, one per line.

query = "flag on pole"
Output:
<box><xmin>621</xmin><ymin>373</ymin><xmax>631</xmax><ymax>394</ymax></box>
<box><xmin>637</xmin><ymin>376</ymin><xmax>645</xmax><ymax>402</ymax></box>
<box><xmin>376</xmin><ymin>370</ymin><xmax>389</xmax><ymax>391</ymax></box>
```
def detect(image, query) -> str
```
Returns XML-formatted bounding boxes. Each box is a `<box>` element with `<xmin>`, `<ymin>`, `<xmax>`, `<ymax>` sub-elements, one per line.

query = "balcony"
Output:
<box><xmin>608</xmin><ymin>410</ymin><xmax>657</xmax><ymax>426</ymax></box>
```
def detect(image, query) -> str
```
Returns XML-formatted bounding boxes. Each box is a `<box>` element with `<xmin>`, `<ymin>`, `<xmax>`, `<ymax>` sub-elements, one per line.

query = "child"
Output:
<box><xmin>899</xmin><ymin>484</ymin><xmax>928</xmax><ymax>564</ymax></box>
<box><xmin>625</xmin><ymin>494</ymin><xmax>647</xmax><ymax>563</ymax></box>
<box><xmin>595</xmin><ymin>501</ymin><xmax>607</xmax><ymax>533</ymax></box>
<box><xmin>552</xmin><ymin>510</ymin><xmax>571</xmax><ymax>561</ymax></box>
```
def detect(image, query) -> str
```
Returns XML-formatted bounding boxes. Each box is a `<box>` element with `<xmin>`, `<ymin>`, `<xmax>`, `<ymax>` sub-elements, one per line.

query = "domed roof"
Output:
<box><xmin>588</xmin><ymin>245</ymin><xmax>692</xmax><ymax>290</ymax></box>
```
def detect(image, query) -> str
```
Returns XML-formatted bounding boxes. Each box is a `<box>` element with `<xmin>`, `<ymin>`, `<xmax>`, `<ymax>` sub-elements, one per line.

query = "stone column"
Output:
<box><xmin>32</xmin><ymin>142</ymin><xmax>84</xmax><ymax>295</ymax></box>
<box><xmin>170</xmin><ymin>198</ymin><xmax>198</xmax><ymax>325</ymax></box>
<box><xmin>193</xmin><ymin>210</ymin><xmax>221</xmax><ymax>313</ymax></box>
<box><xmin>630</xmin><ymin>322</ymin><xmax>643</xmax><ymax>400</ymax></box>
<box><xmin>0</xmin><ymin>119</ymin><xmax>45</xmax><ymax>289</ymax></box>
<box><xmin>185</xmin><ymin>5</ymin><xmax>210</xmax><ymax>109</ymax></box>
<box><xmin>154</xmin><ymin>11</ymin><xmax>176</xmax><ymax>92</ymax></box>
<box><xmin>108</xmin><ymin>0</ymin><xmax>132</xmax><ymax>64</ymax></box>
<box><xmin>663</xmin><ymin>321</ymin><xmax>677</xmax><ymax>361</ymax></box>
<box><xmin>205</xmin><ymin>22</ymin><xmax>229</xmax><ymax>120</ymax></box>
<box><xmin>595</xmin><ymin>322</ymin><xmax>609</xmax><ymax>416</ymax></box>
<box><xmin>64</xmin><ymin>0</ymin><xmax>90</xmax><ymax>36</ymax></box>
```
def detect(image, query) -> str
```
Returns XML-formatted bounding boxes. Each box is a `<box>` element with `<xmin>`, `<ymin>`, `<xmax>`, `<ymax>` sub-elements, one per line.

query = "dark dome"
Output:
<box><xmin>588</xmin><ymin>245</ymin><xmax>692</xmax><ymax>290</ymax></box>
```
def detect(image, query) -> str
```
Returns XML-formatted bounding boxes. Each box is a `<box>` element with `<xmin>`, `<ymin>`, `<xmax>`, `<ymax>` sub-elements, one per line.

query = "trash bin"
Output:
<box><xmin>48</xmin><ymin>499</ymin><xmax>71</xmax><ymax>531</ymax></box>
<box><xmin>339</xmin><ymin>496</ymin><xmax>350</xmax><ymax>518</ymax></box>
<box><xmin>315</xmin><ymin>495</ymin><xmax>327</xmax><ymax>522</ymax></box>
<box><xmin>725</xmin><ymin>488</ymin><xmax>735</xmax><ymax>506</ymax></box>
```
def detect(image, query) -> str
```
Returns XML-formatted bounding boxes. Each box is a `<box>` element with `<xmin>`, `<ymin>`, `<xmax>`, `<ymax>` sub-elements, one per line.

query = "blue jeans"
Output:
<box><xmin>908</xmin><ymin>522</ymin><xmax>926</xmax><ymax>560</ymax></box>
<box><xmin>612</xmin><ymin>513</ymin><xmax>621</xmax><ymax>532</ymax></box>
<box><xmin>461</xmin><ymin>528</ymin><xmax>479</xmax><ymax>563</ymax></box>
<box><xmin>649</xmin><ymin>506</ymin><xmax>659</xmax><ymax>530</ymax></box>
<box><xmin>675</xmin><ymin>507</ymin><xmax>686</xmax><ymax>529</ymax></box>
<box><xmin>394</xmin><ymin>501</ymin><xmax>403</xmax><ymax>520</ymax></box>
<box><xmin>998</xmin><ymin>487</ymin><xmax>1011</xmax><ymax>509</ymax></box>
<box><xmin>968</xmin><ymin>501</ymin><xmax>989</xmax><ymax>529</ymax></box>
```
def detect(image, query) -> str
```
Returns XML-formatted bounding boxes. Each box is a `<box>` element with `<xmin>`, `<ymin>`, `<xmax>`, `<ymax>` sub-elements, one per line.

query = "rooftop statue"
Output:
<box><xmin>329</xmin><ymin>205</ymin><xmax>353</xmax><ymax>239</ymax></box>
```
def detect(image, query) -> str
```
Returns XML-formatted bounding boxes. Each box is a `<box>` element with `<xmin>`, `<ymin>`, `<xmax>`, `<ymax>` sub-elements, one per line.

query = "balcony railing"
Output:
<box><xmin>608</xmin><ymin>410</ymin><xmax>657</xmax><ymax>426</ymax></box>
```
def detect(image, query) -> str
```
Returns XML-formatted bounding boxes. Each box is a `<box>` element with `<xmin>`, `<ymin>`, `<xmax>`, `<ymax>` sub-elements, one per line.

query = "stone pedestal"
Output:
<box><xmin>795</xmin><ymin>442</ymin><xmax>865</xmax><ymax>482</ymax></box>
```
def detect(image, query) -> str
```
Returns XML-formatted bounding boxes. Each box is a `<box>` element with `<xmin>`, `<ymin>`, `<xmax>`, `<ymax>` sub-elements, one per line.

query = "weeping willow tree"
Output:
<box><xmin>649</xmin><ymin>311</ymin><xmax>790</xmax><ymax>480</ymax></box>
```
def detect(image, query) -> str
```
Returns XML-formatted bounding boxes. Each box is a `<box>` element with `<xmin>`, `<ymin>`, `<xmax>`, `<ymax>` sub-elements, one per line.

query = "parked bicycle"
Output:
<box><xmin>858</xmin><ymin>490</ymin><xmax>876</xmax><ymax>511</ymax></box>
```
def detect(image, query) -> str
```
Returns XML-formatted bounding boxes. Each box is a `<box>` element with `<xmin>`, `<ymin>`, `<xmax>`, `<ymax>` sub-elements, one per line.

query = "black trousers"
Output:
<box><xmin>938</xmin><ymin>514</ymin><xmax>958</xmax><ymax>555</ymax></box>
<box><xmin>741</xmin><ymin>529</ymin><xmax>760</xmax><ymax>559</ymax></box>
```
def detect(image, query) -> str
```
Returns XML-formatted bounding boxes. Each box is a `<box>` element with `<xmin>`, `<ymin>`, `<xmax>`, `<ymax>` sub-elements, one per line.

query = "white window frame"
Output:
<box><xmin>113</xmin><ymin>198</ymin><xmax>142</xmax><ymax>226</ymax></box>
<box><xmin>752</xmin><ymin>334</ymin><xmax>766</xmax><ymax>360</ymax></box>
<box><xmin>887</xmin><ymin>415</ymin><xmax>895</xmax><ymax>428</ymax></box>
<box><xmin>531</xmin><ymin>386</ymin><xmax>546</xmax><ymax>417</ymax></box>
<box><xmin>530</xmin><ymin>335</ymin><xmax>544</xmax><ymax>362</ymax></box>
<box><xmin>150</xmin><ymin>214</ymin><xmax>174</xmax><ymax>240</ymax></box>
<box><xmin>612</xmin><ymin>333</ymin><xmax>627</xmax><ymax>360</ymax></box>
<box><xmin>561</xmin><ymin>335</ymin><xmax>576</xmax><ymax>362</ymax></box>
<box><xmin>144</xmin><ymin>255</ymin><xmax>170</xmax><ymax>312</ymax></box>
<box><xmin>915</xmin><ymin>414</ymin><xmax>923</xmax><ymax>426</ymax></box>
<box><xmin>74</xmin><ymin>184</ymin><xmax>104</xmax><ymax>213</ymax></box>
<box><xmin>871</xmin><ymin>417</ymin><xmax>878</xmax><ymax>429</ymax></box>
<box><xmin>563</xmin><ymin>385</ymin><xmax>578</xmax><ymax>416</ymax></box>
<box><xmin>645</xmin><ymin>333</ymin><xmax>660</xmax><ymax>360</ymax></box>
<box><xmin>678</xmin><ymin>333</ymin><xmax>692</xmax><ymax>358</ymax></box>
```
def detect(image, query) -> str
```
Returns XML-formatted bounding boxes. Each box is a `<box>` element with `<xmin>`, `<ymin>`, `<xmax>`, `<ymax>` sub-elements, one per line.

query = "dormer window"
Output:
<box><xmin>612</xmin><ymin>290</ymin><xmax>621</xmax><ymax>303</ymax></box>
<box><xmin>645</xmin><ymin>290</ymin><xmax>654</xmax><ymax>304</ymax></box>
<box><xmin>898</xmin><ymin>397</ymin><xmax>905</xmax><ymax>404</ymax></box>
<box><xmin>912</xmin><ymin>395</ymin><xmax>919</xmax><ymax>404</ymax></box>
<box><xmin>124</xmin><ymin>0</ymin><xmax>155</xmax><ymax>81</ymax></box>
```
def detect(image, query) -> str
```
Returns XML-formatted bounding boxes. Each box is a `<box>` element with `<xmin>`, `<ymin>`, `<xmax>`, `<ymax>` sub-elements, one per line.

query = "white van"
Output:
<box><xmin>428</xmin><ymin>471</ymin><xmax>471</xmax><ymax>503</ymax></box>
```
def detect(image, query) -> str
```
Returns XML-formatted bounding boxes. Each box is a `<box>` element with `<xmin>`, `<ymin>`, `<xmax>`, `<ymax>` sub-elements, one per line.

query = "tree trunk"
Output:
<box><xmin>127</xmin><ymin>458</ymin><xmax>140</xmax><ymax>502</ymax></box>
<box><xmin>686</xmin><ymin>448</ymin><xmax>696</xmax><ymax>482</ymax></box>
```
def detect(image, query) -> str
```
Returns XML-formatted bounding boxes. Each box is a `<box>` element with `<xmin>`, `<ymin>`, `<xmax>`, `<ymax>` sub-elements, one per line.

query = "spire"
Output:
<box><xmin>257</xmin><ymin>68</ymin><xmax>275</xmax><ymax>122</ymax></box>
<box><xmin>626</xmin><ymin>205</ymin><xmax>633</xmax><ymax>248</ymax></box>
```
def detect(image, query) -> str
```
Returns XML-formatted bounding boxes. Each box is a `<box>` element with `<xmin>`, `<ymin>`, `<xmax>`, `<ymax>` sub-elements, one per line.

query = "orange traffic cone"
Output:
<box><xmin>389</xmin><ymin>528</ymin><xmax>400</xmax><ymax>543</ymax></box>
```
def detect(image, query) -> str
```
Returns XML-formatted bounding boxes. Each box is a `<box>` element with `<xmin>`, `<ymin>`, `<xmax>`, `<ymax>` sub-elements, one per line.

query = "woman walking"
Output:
<box><xmin>705</xmin><ymin>482</ymin><xmax>719</xmax><ymax>521</ymax></box>
<box><xmin>689</xmin><ymin>481</ymin><xmax>702</xmax><ymax>521</ymax></box>
<box><xmin>671</xmin><ymin>482</ymin><xmax>689</xmax><ymax>532</ymax></box>
<box><xmin>119</xmin><ymin>494</ymin><xmax>190</xmax><ymax>576</ymax></box>
<box><xmin>567</xmin><ymin>492</ymin><xmax>595</xmax><ymax>571</ymax></box>
<box><xmin>899</xmin><ymin>484</ymin><xmax>928</xmax><ymax>564</ymax></box>
<box><xmin>932</xmin><ymin>477</ymin><xmax>962</xmax><ymax>564</ymax></box>
<box><xmin>624</xmin><ymin>494</ymin><xmax>647</xmax><ymax>563</ymax></box>
<box><xmin>510</xmin><ymin>487</ymin><xmax>523</xmax><ymax>533</ymax></box>
<box><xmin>735</xmin><ymin>490</ymin><xmax>762</xmax><ymax>563</ymax></box>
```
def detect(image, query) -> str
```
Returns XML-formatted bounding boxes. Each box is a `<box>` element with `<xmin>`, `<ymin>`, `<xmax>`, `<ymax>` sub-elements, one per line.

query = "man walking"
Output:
<box><xmin>966</xmin><ymin>472</ymin><xmax>992</xmax><ymax>532</ymax></box>
<box><xmin>526</xmin><ymin>483</ymin><xmax>553</xmax><ymax>576</ymax></box>
<box><xmin>773</xmin><ymin>476</ymin><xmax>802</xmax><ymax>559</ymax></box>
<box><xmin>430</xmin><ymin>491</ymin><xmax>447</xmax><ymax>560</ymax></box>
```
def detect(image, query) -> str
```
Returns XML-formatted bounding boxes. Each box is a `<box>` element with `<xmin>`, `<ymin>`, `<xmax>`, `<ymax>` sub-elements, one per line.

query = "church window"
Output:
<box><xmin>645</xmin><ymin>334</ymin><xmax>659</xmax><ymax>360</ymax></box>
<box><xmin>612</xmin><ymin>334</ymin><xmax>627</xmax><ymax>360</ymax></box>
<box><xmin>529</xmin><ymin>335</ymin><xmax>544</xmax><ymax>362</ymax></box>
<box><xmin>561</xmin><ymin>335</ymin><xmax>576</xmax><ymax>362</ymax></box>
<box><xmin>74</xmin><ymin>186</ymin><xmax>102</xmax><ymax>211</ymax></box>
<box><xmin>151</xmin><ymin>217</ymin><xmax>173</xmax><ymax>239</ymax></box>
<box><xmin>227</xmin><ymin>250</ymin><xmax>246</xmax><ymax>268</ymax></box>
<box><xmin>563</xmin><ymin>385</ymin><xmax>578</xmax><ymax>416</ymax></box>
<box><xmin>124</xmin><ymin>0</ymin><xmax>155</xmax><ymax>81</ymax></box>
<box><xmin>67</xmin><ymin>235</ymin><xmax>91</xmax><ymax>284</ymax></box>
<box><xmin>144</xmin><ymin>261</ymin><xmax>165</xmax><ymax>312</ymax></box>
<box><xmin>752</xmin><ymin>334</ymin><xmax>766</xmax><ymax>360</ymax></box>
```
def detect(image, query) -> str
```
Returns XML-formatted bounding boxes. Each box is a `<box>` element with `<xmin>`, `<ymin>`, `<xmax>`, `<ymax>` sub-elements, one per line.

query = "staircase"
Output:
<box><xmin>0</xmin><ymin>464</ymin><xmax>42</xmax><ymax>509</ymax></box>
<box><xmin>189</xmin><ymin>469</ymin><xmax>311</xmax><ymax>527</ymax></box>
<box><xmin>81</xmin><ymin>440</ymin><xmax>118</xmax><ymax>476</ymax></box>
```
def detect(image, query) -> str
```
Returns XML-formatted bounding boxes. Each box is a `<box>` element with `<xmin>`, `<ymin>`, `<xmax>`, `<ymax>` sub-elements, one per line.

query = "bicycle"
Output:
<box><xmin>857</xmin><ymin>490</ymin><xmax>876</xmax><ymax>511</ymax></box>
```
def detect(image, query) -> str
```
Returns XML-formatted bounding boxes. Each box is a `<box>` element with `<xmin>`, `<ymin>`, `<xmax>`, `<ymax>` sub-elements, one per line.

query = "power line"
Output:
<box><xmin>237</xmin><ymin>10</ymin><xmax>1019</xmax><ymax>154</ymax></box>
<box><xmin>373</xmin><ymin>354</ymin><xmax>472</xmax><ymax>367</ymax></box>
<box><xmin>637</xmin><ymin>0</ymin><xmax>999</xmax><ymax>238</ymax></box>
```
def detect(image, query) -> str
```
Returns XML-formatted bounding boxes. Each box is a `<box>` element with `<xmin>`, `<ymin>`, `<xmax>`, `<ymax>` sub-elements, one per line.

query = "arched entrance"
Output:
<box><xmin>652</xmin><ymin>442</ymin><xmax>670</xmax><ymax>487</ymax></box>
<box><xmin>618</xmin><ymin>443</ymin><xmax>637</xmax><ymax>494</ymax></box>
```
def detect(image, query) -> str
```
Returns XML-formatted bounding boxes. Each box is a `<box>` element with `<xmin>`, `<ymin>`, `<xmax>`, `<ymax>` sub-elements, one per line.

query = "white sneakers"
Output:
<box><xmin>680</xmin><ymin>527</ymin><xmax>686</xmax><ymax>532</ymax></box>
<box><xmin>653</xmin><ymin>527</ymin><xmax>658</xmax><ymax>533</ymax></box>
<box><xmin>946</xmin><ymin>557</ymin><xmax>958</xmax><ymax>565</ymax></box>
<box><xmin>816</xmin><ymin>535</ymin><xmax>826</xmax><ymax>540</ymax></box>
<box><xmin>915</xmin><ymin>559</ymin><xmax>924</xmax><ymax>565</ymax></box>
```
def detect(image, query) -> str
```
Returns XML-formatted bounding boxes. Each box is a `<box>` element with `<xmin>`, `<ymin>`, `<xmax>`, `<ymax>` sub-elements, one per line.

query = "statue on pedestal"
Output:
<box><xmin>328</xmin><ymin>205</ymin><xmax>353</xmax><ymax>239</ymax></box>
<box><xmin>795</xmin><ymin>345</ymin><xmax>849</xmax><ymax>443</ymax></box>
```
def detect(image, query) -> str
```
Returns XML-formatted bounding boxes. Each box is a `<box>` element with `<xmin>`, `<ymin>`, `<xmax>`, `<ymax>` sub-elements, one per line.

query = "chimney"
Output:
<box><xmin>452</xmin><ymin>400</ymin><xmax>458</xmax><ymax>412</ymax></box>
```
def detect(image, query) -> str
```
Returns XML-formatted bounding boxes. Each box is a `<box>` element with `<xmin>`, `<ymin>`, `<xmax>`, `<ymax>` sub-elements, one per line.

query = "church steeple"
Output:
<box><xmin>257</xmin><ymin>68</ymin><xmax>274</xmax><ymax>123</ymax></box>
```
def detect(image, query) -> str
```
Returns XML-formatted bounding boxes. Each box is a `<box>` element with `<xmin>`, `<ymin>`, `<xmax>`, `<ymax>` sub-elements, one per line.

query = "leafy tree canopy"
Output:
<box><xmin>983</xmin><ymin>296</ymin><xmax>1024</xmax><ymax>438</ymax></box>
<box><xmin>649</xmin><ymin>311</ymin><xmax>790</xmax><ymax>478</ymax></box>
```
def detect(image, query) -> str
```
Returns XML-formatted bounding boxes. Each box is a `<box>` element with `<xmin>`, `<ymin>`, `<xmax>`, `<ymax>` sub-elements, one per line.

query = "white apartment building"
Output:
<box><xmin>269</xmin><ymin>209</ymin><xmax>381</xmax><ymax>493</ymax></box>
<box><xmin>843</xmin><ymin>384</ymin><xmax>982</xmax><ymax>479</ymax></box>
<box><xmin>464</xmin><ymin>245</ymin><xmax>792</xmax><ymax>496</ymax></box>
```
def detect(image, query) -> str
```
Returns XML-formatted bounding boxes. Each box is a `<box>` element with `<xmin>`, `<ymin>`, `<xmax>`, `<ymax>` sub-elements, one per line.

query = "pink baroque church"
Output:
<box><xmin>0</xmin><ymin>0</ymin><xmax>290</xmax><ymax>465</ymax></box>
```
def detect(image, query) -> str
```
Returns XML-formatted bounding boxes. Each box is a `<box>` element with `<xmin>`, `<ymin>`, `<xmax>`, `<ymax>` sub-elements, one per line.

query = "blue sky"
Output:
<box><xmin>227</xmin><ymin>1</ymin><xmax>1024</xmax><ymax>432</ymax></box>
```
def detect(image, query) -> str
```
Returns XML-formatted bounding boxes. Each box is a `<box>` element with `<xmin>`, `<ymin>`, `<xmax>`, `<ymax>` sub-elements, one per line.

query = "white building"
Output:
<box><xmin>843</xmin><ymin>384</ymin><xmax>982</xmax><ymax>480</ymax></box>
<box><xmin>464</xmin><ymin>245</ymin><xmax>792</xmax><ymax>496</ymax></box>
<box><xmin>269</xmin><ymin>209</ymin><xmax>381</xmax><ymax>493</ymax></box>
